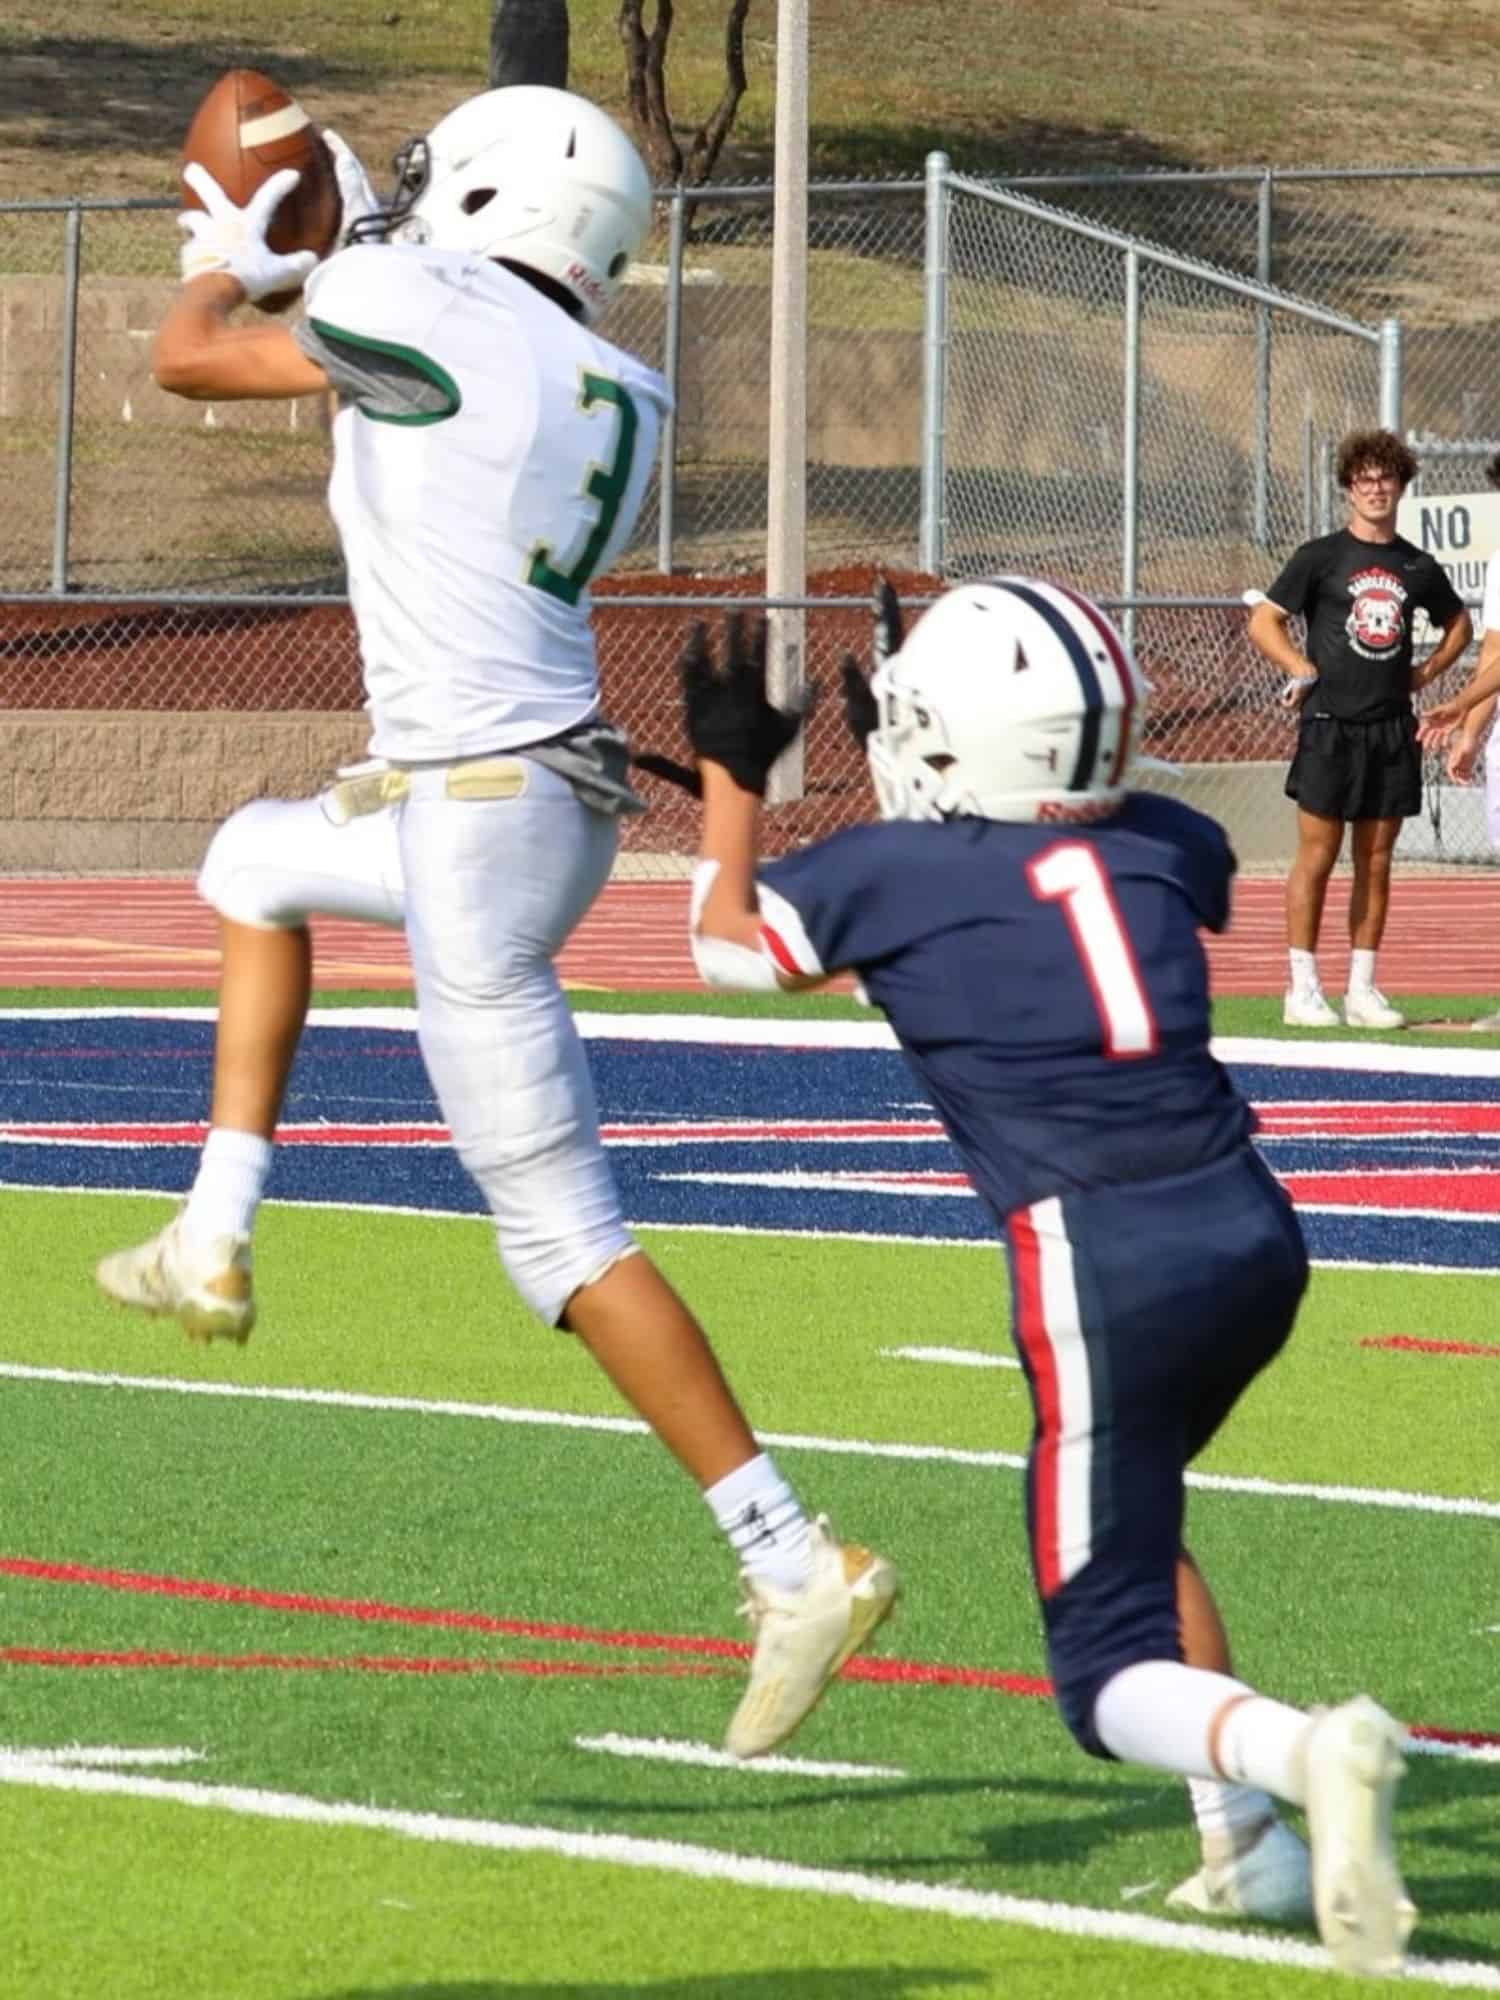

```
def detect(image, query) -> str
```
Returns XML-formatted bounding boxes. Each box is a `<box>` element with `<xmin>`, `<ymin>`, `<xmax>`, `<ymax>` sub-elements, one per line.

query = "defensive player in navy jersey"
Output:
<box><xmin>673</xmin><ymin>580</ymin><xmax>1415</xmax><ymax>1979</ymax></box>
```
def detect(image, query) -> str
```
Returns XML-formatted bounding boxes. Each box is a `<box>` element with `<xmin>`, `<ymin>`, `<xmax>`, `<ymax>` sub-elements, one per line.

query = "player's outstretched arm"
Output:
<box><xmin>1420</xmin><ymin>635</ymin><xmax>1500</xmax><ymax>742</ymax></box>
<box><xmin>680</xmin><ymin>616</ymin><xmax>823</xmax><ymax>991</ymax></box>
<box><xmin>155</xmin><ymin>166</ymin><xmax>330</xmax><ymax>402</ymax></box>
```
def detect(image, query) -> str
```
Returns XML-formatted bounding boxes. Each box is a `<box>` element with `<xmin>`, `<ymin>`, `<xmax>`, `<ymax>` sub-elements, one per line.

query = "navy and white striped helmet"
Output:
<box><xmin>865</xmin><ymin>577</ymin><xmax>1146</xmax><ymax>824</ymax></box>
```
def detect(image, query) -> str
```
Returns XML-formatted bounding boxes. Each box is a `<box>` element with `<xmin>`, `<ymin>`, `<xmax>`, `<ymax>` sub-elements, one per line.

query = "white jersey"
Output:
<box><xmin>297</xmin><ymin>244</ymin><xmax>670</xmax><ymax>763</ymax></box>
<box><xmin>1484</xmin><ymin>548</ymin><xmax>1500</xmax><ymax>637</ymax></box>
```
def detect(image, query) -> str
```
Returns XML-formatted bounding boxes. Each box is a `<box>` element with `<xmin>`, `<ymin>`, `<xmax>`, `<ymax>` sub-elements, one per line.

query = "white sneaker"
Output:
<box><xmin>1303</xmin><ymin>1696</ymin><xmax>1416</xmax><ymax>1977</ymax></box>
<box><xmin>1282</xmin><ymin>986</ymin><xmax>1339</xmax><ymax>1028</ymax></box>
<box><xmin>1167</xmin><ymin>1816</ymin><xmax>1314</xmax><ymax>1921</ymax></box>
<box><xmin>725</xmin><ymin>1516</ymin><xmax>898</xmax><ymax>1759</ymax></box>
<box><xmin>1342</xmin><ymin>988</ymin><xmax>1405</xmax><ymax>1031</ymax></box>
<box><xmin>95</xmin><ymin>1214</ymin><xmax>255</xmax><ymax>1345</ymax></box>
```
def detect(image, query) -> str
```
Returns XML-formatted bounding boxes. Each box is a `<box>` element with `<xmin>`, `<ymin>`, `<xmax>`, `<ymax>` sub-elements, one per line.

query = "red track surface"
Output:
<box><xmin>2</xmin><ymin>873</ymin><xmax>1500</xmax><ymax>995</ymax></box>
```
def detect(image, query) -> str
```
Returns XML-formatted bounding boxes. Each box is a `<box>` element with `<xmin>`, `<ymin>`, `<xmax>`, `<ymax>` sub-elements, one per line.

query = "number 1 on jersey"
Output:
<box><xmin>526</xmin><ymin>371</ymin><xmax>639</xmax><ymax>608</ymax></box>
<box><xmin>1027</xmin><ymin>842</ymin><xmax>1157</xmax><ymax>1058</ymax></box>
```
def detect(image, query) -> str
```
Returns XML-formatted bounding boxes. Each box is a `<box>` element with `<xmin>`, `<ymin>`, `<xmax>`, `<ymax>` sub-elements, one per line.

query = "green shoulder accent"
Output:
<box><xmin>308</xmin><ymin>317</ymin><xmax>462</xmax><ymax>427</ymax></box>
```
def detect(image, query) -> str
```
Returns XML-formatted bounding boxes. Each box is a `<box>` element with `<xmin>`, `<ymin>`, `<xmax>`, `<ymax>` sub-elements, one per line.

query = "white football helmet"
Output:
<box><xmin>378</xmin><ymin>86</ymin><xmax>652</xmax><ymax>325</ymax></box>
<box><xmin>865</xmin><ymin>577</ymin><xmax>1147</xmax><ymax>824</ymax></box>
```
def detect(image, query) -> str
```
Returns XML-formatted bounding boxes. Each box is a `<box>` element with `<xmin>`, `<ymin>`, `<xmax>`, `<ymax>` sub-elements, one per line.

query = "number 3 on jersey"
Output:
<box><xmin>1027</xmin><ymin>841</ymin><xmax>1158</xmax><ymax>1057</ymax></box>
<box><xmin>525</xmin><ymin>371</ymin><xmax>639</xmax><ymax>607</ymax></box>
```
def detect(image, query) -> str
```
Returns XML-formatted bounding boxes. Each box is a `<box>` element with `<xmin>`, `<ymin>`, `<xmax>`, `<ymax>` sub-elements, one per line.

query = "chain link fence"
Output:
<box><xmin>3</xmin><ymin>160</ymin><xmax>1499</xmax><ymax>873</ymax></box>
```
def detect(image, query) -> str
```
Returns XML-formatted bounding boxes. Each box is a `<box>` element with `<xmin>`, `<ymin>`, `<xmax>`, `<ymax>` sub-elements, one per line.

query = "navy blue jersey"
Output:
<box><xmin>756</xmin><ymin>791</ymin><xmax>1254</xmax><ymax>1221</ymax></box>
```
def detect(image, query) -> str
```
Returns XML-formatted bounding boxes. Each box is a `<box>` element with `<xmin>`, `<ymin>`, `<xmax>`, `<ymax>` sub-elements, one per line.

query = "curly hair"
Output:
<box><xmin>1335</xmin><ymin>427</ymin><xmax>1419</xmax><ymax>492</ymax></box>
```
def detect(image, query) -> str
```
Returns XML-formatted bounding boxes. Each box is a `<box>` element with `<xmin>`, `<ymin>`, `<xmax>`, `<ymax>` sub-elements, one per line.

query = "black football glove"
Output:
<box><xmin>840</xmin><ymin>577</ymin><xmax>904</xmax><ymax>749</ymax></box>
<box><xmin>679</xmin><ymin>614</ymin><xmax>813</xmax><ymax>796</ymax></box>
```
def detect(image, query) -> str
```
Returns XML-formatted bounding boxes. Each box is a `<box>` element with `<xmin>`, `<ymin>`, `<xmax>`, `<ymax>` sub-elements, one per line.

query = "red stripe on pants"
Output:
<box><xmin>1009</xmin><ymin>1206</ymin><xmax>1064</xmax><ymax>1598</ymax></box>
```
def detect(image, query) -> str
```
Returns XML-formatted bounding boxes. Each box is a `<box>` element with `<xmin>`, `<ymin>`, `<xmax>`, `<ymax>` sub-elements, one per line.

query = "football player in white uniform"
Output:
<box><xmin>96</xmin><ymin>86</ymin><xmax>896</xmax><ymax>1758</ymax></box>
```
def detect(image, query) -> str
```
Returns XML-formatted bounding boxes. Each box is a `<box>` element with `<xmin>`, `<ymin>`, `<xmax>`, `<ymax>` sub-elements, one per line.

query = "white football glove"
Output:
<box><xmin>322</xmin><ymin>128</ymin><xmax>379</xmax><ymax>244</ymax></box>
<box><xmin>177</xmin><ymin>162</ymin><xmax>318</xmax><ymax>303</ymax></box>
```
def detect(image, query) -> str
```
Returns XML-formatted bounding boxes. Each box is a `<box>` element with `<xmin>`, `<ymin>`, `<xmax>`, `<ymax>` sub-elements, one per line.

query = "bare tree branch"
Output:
<box><xmin>619</xmin><ymin>0</ymin><xmax>681</xmax><ymax>182</ymax></box>
<box><xmin>619</xmin><ymin>0</ymin><xmax>752</xmax><ymax>188</ymax></box>
<box><xmin>683</xmin><ymin>0</ymin><xmax>750</xmax><ymax>187</ymax></box>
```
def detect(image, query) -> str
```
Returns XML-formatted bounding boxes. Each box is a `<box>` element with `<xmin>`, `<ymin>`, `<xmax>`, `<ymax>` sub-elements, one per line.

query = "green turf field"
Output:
<box><xmin>3</xmin><ymin>997</ymin><xmax>1499</xmax><ymax>1998</ymax></box>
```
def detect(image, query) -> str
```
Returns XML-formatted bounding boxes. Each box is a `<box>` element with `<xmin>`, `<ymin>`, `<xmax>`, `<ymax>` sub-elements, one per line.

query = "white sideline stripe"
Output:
<box><xmin>884</xmin><ymin>1345</ymin><xmax>1022</xmax><ymax>1371</ymax></box>
<box><xmin>0</xmin><ymin>1744</ymin><xmax>202</xmax><ymax>1768</ymax></box>
<box><xmin>9</xmin><ymin>1178</ymin><xmax>1500</xmax><ymax>1277</ymax></box>
<box><xmin>3</xmin><ymin>1361</ymin><xmax>1499</xmax><ymax>1520</ymax></box>
<box><xmin>1</xmin><ymin>1760</ymin><xmax>1496</xmax><ymax>1990</ymax></box>
<box><xmin>15</xmin><ymin>1006</ymin><xmax>1500</xmax><ymax>1078</ymax></box>
<box><xmin>574</xmin><ymin>1734</ymin><xmax>905</xmax><ymax>1779</ymax></box>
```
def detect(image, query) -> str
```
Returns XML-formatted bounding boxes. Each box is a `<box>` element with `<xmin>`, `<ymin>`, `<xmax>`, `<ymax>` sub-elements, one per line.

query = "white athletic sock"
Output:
<box><xmin>182</xmin><ymin>1127</ymin><xmax>272</xmax><ymax>1244</ymax></box>
<box><xmin>1093</xmin><ymin>1661</ymin><xmax>1312</xmax><ymax>1809</ymax></box>
<box><xmin>1186</xmin><ymin>1776</ymin><xmax>1280</xmax><ymax>1867</ymax></box>
<box><xmin>704</xmin><ymin>1452</ymin><xmax>814</xmax><ymax>1591</ymax></box>
<box><xmin>1348</xmin><ymin>947</ymin><xmax>1378</xmax><ymax>996</ymax></box>
<box><xmin>1094</xmin><ymin>1660</ymin><xmax>1251</xmax><ymax>1778</ymax></box>
<box><xmin>1216</xmin><ymin>1692</ymin><xmax>1314</xmax><ymax>1807</ymax></box>
<box><xmin>1288</xmin><ymin>947</ymin><xmax>1320</xmax><ymax>995</ymax></box>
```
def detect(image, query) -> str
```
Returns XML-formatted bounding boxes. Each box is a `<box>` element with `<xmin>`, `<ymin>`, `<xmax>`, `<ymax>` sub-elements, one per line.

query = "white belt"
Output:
<box><xmin>324</xmin><ymin>756</ymin><xmax>530</xmax><ymax>824</ymax></box>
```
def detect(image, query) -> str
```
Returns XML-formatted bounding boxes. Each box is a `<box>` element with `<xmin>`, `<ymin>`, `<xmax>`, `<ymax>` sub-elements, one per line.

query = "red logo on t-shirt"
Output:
<box><xmin>1345</xmin><ymin>567</ymin><xmax>1409</xmax><ymax>659</ymax></box>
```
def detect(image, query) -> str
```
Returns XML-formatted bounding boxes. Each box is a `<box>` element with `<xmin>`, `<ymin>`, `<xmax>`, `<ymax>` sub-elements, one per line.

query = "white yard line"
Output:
<box><xmin>12</xmin><ymin>1004</ymin><xmax>1500</xmax><ymax>1077</ymax></box>
<box><xmin>884</xmin><ymin>1345</ymin><xmax>1022</xmax><ymax>1370</ymax></box>
<box><xmin>573</xmin><ymin>1734</ymin><xmax>905</xmax><ymax>1778</ymax></box>
<box><xmin>0</xmin><ymin>1757</ymin><xmax>1496</xmax><ymax>1990</ymax></box>
<box><xmin>2</xmin><ymin>1361</ymin><xmax>1497</xmax><ymax>1521</ymax></box>
<box><xmin>1411</xmin><ymin>1736</ymin><xmax>1500</xmax><ymax>1768</ymax></box>
<box><xmin>0</xmin><ymin>1745</ymin><xmax>202</xmax><ymax>1768</ymax></box>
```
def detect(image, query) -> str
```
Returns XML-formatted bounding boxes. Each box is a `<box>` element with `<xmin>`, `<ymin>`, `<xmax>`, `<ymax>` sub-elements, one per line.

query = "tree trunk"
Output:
<box><xmin>619</xmin><ymin>0</ymin><xmax>751</xmax><ymax>187</ymax></box>
<box><xmin>489</xmin><ymin>0</ymin><xmax>570</xmax><ymax>89</ymax></box>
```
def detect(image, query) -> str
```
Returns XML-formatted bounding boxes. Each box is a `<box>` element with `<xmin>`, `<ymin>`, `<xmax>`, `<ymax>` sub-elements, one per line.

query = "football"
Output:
<box><xmin>180</xmin><ymin>68</ymin><xmax>343</xmax><ymax>312</ymax></box>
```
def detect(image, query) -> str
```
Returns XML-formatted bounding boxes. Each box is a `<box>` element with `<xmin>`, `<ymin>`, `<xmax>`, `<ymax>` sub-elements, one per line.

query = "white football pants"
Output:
<box><xmin>197</xmin><ymin>764</ymin><xmax>635</xmax><ymax>1324</ymax></box>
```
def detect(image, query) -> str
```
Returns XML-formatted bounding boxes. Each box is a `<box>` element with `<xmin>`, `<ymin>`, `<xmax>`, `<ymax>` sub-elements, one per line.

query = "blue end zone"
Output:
<box><xmin>4</xmin><ymin>1013</ymin><xmax>1500</xmax><ymax>1272</ymax></box>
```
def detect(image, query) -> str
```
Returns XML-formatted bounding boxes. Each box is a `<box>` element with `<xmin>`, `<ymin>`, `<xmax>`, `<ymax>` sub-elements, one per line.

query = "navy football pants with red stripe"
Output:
<box><xmin>1004</xmin><ymin>1144</ymin><xmax>1308</xmax><ymax>1757</ymax></box>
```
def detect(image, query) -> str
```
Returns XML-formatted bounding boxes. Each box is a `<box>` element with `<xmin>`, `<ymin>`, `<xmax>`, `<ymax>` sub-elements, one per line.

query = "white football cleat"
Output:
<box><xmin>1282</xmin><ymin>987</ymin><xmax>1340</xmax><ymax>1029</ymax></box>
<box><xmin>1303</xmin><ymin>1696</ymin><xmax>1416</xmax><ymax>1978</ymax></box>
<box><xmin>1167</xmin><ymin>1816</ymin><xmax>1314</xmax><ymax>1921</ymax></box>
<box><xmin>95</xmin><ymin>1214</ymin><xmax>255</xmax><ymax>1345</ymax></box>
<box><xmin>726</xmin><ymin>1516</ymin><xmax>898</xmax><ymax>1759</ymax></box>
<box><xmin>1342</xmin><ymin>988</ymin><xmax>1405</xmax><ymax>1031</ymax></box>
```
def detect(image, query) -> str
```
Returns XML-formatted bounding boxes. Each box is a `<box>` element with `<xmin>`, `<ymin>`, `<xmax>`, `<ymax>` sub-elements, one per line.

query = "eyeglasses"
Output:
<box><xmin>1349</xmin><ymin>471</ymin><xmax>1399</xmax><ymax>489</ymax></box>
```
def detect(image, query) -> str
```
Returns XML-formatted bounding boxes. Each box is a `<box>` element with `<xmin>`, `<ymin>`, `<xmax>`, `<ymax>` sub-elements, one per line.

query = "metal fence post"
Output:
<box><xmin>1253</xmin><ymin>168</ymin><xmax>1273</xmax><ymax>547</ymax></box>
<box><xmin>1121</xmin><ymin>246</ymin><xmax>1141</xmax><ymax>653</ymax></box>
<box><xmin>1379</xmin><ymin>316</ymin><xmax>1403</xmax><ymax>434</ymax></box>
<box><xmin>50</xmin><ymin>203</ymin><xmax>83</xmax><ymax>595</ymax></box>
<box><xmin>919</xmin><ymin>150</ymin><xmax>951</xmax><ymax>577</ymax></box>
<box><xmin>1317</xmin><ymin>434</ymin><xmax>1334</xmax><ymax>534</ymax></box>
<box><xmin>655</xmin><ymin>184</ymin><xmax>687</xmax><ymax>574</ymax></box>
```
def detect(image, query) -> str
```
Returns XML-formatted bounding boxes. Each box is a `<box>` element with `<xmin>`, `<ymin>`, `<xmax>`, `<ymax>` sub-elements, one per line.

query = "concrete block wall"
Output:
<box><xmin>0</xmin><ymin>710</ymin><xmax>369</xmax><ymax>871</ymax></box>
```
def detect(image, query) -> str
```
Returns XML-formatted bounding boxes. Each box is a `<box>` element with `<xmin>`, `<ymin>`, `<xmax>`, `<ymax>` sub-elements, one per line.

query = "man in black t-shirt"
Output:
<box><xmin>1248</xmin><ymin>428</ymin><xmax>1471</xmax><ymax>1030</ymax></box>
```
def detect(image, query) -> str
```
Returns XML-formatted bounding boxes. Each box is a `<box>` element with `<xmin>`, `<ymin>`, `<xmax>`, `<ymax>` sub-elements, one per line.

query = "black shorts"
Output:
<box><xmin>1285</xmin><ymin>711</ymin><xmax>1421</xmax><ymax>821</ymax></box>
